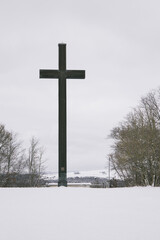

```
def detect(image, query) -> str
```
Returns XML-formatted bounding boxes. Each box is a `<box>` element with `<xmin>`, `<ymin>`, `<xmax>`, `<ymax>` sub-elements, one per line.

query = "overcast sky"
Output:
<box><xmin>0</xmin><ymin>0</ymin><xmax>160</xmax><ymax>172</ymax></box>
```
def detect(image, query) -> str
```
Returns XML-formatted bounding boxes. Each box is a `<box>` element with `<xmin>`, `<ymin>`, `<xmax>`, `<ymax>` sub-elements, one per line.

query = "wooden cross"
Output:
<box><xmin>39</xmin><ymin>43</ymin><xmax>85</xmax><ymax>186</ymax></box>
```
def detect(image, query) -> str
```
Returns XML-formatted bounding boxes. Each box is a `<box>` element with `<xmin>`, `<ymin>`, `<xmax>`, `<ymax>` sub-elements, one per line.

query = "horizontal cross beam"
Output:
<box><xmin>40</xmin><ymin>70</ymin><xmax>85</xmax><ymax>79</ymax></box>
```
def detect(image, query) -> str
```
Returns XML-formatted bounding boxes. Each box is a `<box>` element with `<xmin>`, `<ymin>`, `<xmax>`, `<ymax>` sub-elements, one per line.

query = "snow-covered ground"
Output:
<box><xmin>0</xmin><ymin>187</ymin><xmax>160</xmax><ymax>240</ymax></box>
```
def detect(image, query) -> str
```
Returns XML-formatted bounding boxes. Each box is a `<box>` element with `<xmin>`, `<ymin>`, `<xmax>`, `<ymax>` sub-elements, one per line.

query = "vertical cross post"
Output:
<box><xmin>58</xmin><ymin>44</ymin><xmax>67</xmax><ymax>186</ymax></box>
<box><xmin>39</xmin><ymin>43</ymin><xmax>85</xmax><ymax>187</ymax></box>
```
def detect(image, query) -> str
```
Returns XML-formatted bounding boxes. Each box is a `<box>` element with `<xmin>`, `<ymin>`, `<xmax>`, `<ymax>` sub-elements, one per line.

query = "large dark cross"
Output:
<box><xmin>39</xmin><ymin>43</ymin><xmax>85</xmax><ymax>186</ymax></box>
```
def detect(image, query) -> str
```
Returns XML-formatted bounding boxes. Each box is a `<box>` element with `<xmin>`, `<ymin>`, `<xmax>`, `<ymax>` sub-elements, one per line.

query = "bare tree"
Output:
<box><xmin>0</xmin><ymin>125</ymin><xmax>46</xmax><ymax>187</ymax></box>
<box><xmin>0</xmin><ymin>125</ymin><xmax>26</xmax><ymax>187</ymax></box>
<box><xmin>27</xmin><ymin>137</ymin><xmax>45</xmax><ymax>187</ymax></box>
<box><xmin>108</xmin><ymin>88</ymin><xmax>160</xmax><ymax>186</ymax></box>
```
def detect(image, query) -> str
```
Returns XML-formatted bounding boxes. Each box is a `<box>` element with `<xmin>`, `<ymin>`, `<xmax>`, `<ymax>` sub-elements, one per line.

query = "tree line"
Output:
<box><xmin>109</xmin><ymin>87</ymin><xmax>160</xmax><ymax>186</ymax></box>
<box><xmin>0</xmin><ymin>124</ymin><xmax>45</xmax><ymax>187</ymax></box>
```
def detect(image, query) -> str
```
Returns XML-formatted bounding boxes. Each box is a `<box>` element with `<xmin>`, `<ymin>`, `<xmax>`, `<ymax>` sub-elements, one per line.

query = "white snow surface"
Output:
<box><xmin>0</xmin><ymin>187</ymin><xmax>160</xmax><ymax>240</ymax></box>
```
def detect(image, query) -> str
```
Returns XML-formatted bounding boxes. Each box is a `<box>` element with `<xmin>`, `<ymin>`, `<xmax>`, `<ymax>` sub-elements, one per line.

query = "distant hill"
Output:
<box><xmin>43</xmin><ymin>169</ymin><xmax>123</xmax><ymax>187</ymax></box>
<box><xmin>44</xmin><ymin>169</ymin><xmax>109</xmax><ymax>181</ymax></box>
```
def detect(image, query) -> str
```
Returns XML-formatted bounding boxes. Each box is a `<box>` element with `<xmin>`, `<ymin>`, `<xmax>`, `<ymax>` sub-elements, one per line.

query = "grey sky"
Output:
<box><xmin>0</xmin><ymin>0</ymin><xmax>160</xmax><ymax>171</ymax></box>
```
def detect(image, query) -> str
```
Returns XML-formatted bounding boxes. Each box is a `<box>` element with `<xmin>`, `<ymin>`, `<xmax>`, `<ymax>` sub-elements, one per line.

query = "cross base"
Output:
<box><xmin>58</xmin><ymin>173</ymin><xmax>67</xmax><ymax>187</ymax></box>
<box><xmin>58</xmin><ymin>180</ymin><xmax>67</xmax><ymax>187</ymax></box>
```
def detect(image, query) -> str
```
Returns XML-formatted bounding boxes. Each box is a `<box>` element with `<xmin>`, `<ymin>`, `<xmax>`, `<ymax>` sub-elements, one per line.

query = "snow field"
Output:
<box><xmin>0</xmin><ymin>187</ymin><xmax>160</xmax><ymax>240</ymax></box>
